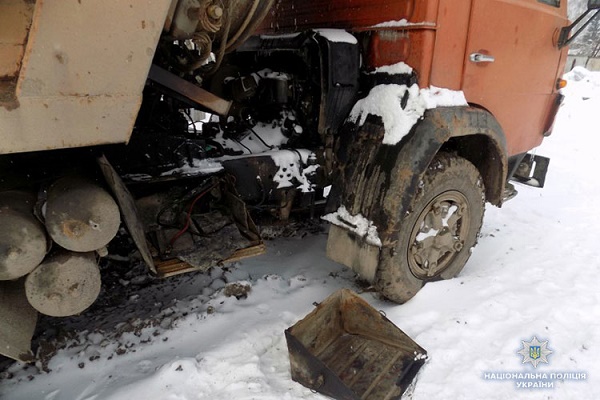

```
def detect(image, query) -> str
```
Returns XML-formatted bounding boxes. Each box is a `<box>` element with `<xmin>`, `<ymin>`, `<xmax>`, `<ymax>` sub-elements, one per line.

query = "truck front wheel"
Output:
<box><xmin>376</xmin><ymin>153</ymin><xmax>485</xmax><ymax>303</ymax></box>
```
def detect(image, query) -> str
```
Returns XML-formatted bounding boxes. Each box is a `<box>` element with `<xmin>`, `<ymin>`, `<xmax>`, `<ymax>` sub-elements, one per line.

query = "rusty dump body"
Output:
<box><xmin>286</xmin><ymin>289</ymin><xmax>427</xmax><ymax>400</ymax></box>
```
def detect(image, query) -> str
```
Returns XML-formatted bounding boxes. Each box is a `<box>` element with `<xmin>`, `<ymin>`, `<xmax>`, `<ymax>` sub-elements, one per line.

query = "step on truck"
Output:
<box><xmin>1</xmin><ymin>0</ymin><xmax>598</xmax><ymax>362</ymax></box>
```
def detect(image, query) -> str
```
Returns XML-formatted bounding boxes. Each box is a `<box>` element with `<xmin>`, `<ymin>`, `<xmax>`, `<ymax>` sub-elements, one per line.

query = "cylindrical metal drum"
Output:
<box><xmin>45</xmin><ymin>177</ymin><xmax>120</xmax><ymax>252</ymax></box>
<box><xmin>0</xmin><ymin>191</ymin><xmax>48</xmax><ymax>281</ymax></box>
<box><xmin>25</xmin><ymin>251</ymin><xmax>101</xmax><ymax>317</ymax></box>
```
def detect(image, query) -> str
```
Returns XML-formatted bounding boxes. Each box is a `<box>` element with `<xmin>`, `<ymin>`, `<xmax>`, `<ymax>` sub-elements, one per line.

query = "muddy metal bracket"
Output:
<box><xmin>286</xmin><ymin>289</ymin><xmax>427</xmax><ymax>400</ymax></box>
<box><xmin>510</xmin><ymin>153</ymin><xmax>550</xmax><ymax>188</ymax></box>
<box><xmin>148</xmin><ymin>65</ymin><xmax>232</xmax><ymax>116</ymax></box>
<box><xmin>98</xmin><ymin>155</ymin><xmax>157</xmax><ymax>273</ymax></box>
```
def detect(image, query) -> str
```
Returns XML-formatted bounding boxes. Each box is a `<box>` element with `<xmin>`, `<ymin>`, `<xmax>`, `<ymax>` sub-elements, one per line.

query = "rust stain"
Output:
<box><xmin>0</xmin><ymin>79</ymin><xmax>20</xmax><ymax>111</ymax></box>
<box><xmin>0</xmin><ymin>100</ymin><xmax>19</xmax><ymax>111</ymax></box>
<box><xmin>54</xmin><ymin>51</ymin><xmax>67</xmax><ymax>64</ymax></box>
<box><xmin>62</xmin><ymin>220</ymin><xmax>87</xmax><ymax>239</ymax></box>
<box><xmin>141</xmin><ymin>20</ymin><xmax>146</xmax><ymax>29</ymax></box>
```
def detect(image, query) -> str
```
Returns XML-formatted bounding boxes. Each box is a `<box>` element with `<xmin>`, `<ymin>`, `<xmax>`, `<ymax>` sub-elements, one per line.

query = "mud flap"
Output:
<box><xmin>326</xmin><ymin>225</ymin><xmax>380</xmax><ymax>283</ymax></box>
<box><xmin>0</xmin><ymin>279</ymin><xmax>37</xmax><ymax>362</ymax></box>
<box><xmin>286</xmin><ymin>289</ymin><xmax>426</xmax><ymax>400</ymax></box>
<box><xmin>511</xmin><ymin>153</ymin><xmax>550</xmax><ymax>188</ymax></box>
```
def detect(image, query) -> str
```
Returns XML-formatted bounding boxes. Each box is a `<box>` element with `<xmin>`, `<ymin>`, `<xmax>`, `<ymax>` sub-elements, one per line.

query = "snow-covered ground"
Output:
<box><xmin>2</xmin><ymin>68</ymin><xmax>599</xmax><ymax>400</ymax></box>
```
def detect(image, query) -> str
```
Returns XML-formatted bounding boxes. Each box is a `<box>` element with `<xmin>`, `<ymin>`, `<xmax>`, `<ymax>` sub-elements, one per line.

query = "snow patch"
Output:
<box><xmin>349</xmin><ymin>83</ymin><xmax>468</xmax><ymax>145</ymax></box>
<box><xmin>270</xmin><ymin>149</ymin><xmax>318</xmax><ymax>192</ymax></box>
<box><xmin>215</xmin><ymin>118</ymin><xmax>290</xmax><ymax>155</ymax></box>
<box><xmin>369</xmin><ymin>62</ymin><xmax>413</xmax><ymax>75</ymax></box>
<box><xmin>420</xmin><ymin>86</ymin><xmax>468</xmax><ymax>109</ymax></box>
<box><xmin>562</xmin><ymin>67</ymin><xmax>600</xmax><ymax>100</ymax></box>
<box><xmin>415</xmin><ymin>205</ymin><xmax>458</xmax><ymax>242</ymax></box>
<box><xmin>314</xmin><ymin>29</ymin><xmax>358</xmax><ymax>44</ymax></box>
<box><xmin>124</xmin><ymin>159</ymin><xmax>224</xmax><ymax>181</ymax></box>
<box><xmin>322</xmin><ymin>205</ymin><xmax>382</xmax><ymax>247</ymax></box>
<box><xmin>159</xmin><ymin>158</ymin><xmax>224</xmax><ymax>177</ymax></box>
<box><xmin>371</xmin><ymin>19</ymin><xmax>436</xmax><ymax>28</ymax></box>
<box><xmin>349</xmin><ymin>84</ymin><xmax>426</xmax><ymax>145</ymax></box>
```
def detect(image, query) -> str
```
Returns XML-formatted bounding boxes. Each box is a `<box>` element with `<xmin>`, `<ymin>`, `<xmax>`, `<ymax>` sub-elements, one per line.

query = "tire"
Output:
<box><xmin>375</xmin><ymin>153</ymin><xmax>485</xmax><ymax>303</ymax></box>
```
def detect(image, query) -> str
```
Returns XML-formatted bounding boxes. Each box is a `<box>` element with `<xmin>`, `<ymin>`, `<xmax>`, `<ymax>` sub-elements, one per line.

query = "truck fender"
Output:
<box><xmin>333</xmin><ymin>106</ymin><xmax>507</xmax><ymax>248</ymax></box>
<box><xmin>415</xmin><ymin>106</ymin><xmax>508</xmax><ymax>208</ymax></box>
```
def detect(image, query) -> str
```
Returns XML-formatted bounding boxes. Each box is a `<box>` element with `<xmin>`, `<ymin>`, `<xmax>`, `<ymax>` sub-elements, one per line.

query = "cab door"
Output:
<box><xmin>461</xmin><ymin>0</ymin><xmax>568</xmax><ymax>156</ymax></box>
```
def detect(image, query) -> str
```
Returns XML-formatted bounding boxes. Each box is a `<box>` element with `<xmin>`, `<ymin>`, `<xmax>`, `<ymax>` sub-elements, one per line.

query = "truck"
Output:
<box><xmin>1</xmin><ymin>0</ymin><xmax>598</xmax><ymax>363</ymax></box>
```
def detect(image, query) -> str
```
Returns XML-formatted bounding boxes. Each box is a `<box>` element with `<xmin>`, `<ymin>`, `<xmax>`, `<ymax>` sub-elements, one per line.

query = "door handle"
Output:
<box><xmin>470</xmin><ymin>53</ymin><xmax>495</xmax><ymax>63</ymax></box>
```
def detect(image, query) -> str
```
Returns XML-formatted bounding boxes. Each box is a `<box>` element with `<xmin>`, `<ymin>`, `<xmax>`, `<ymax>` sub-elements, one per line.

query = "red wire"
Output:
<box><xmin>169</xmin><ymin>184</ymin><xmax>218</xmax><ymax>248</ymax></box>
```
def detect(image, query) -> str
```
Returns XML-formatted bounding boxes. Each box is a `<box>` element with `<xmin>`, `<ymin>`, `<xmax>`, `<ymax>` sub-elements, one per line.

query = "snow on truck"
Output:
<box><xmin>0</xmin><ymin>0</ymin><xmax>597</xmax><ymax>363</ymax></box>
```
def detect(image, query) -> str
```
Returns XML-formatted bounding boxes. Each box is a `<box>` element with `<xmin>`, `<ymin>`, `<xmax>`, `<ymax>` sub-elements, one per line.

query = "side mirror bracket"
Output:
<box><xmin>558</xmin><ymin>7</ymin><xmax>600</xmax><ymax>49</ymax></box>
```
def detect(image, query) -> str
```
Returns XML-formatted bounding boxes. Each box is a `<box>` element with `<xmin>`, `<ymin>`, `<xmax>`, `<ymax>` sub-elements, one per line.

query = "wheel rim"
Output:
<box><xmin>408</xmin><ymin>190</ymin><xmax>470</xmax><ymax>279</ymax></box>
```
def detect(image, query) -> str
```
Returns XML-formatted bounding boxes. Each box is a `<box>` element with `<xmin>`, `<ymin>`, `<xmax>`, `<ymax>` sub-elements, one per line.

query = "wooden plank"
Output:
<box><xmin>155</xmin><ymin>242</ymin><xmax>266</xmax><ymax>278</ymax></box>
<box><xmin>221</xmin><ymin>242</ymin><xmax>266</xmax><ymax>263</ymax></box>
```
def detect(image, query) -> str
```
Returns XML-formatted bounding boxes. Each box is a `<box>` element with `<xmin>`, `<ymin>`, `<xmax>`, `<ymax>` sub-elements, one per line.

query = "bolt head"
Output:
<box><xmin>208</xmin><ymin>5</ymin><xmax>223</xmax><ymax>19</ymax></box>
